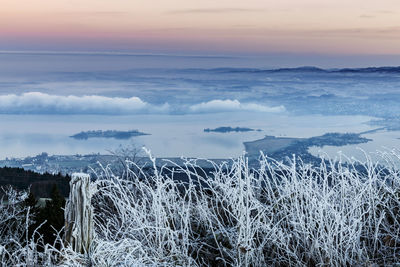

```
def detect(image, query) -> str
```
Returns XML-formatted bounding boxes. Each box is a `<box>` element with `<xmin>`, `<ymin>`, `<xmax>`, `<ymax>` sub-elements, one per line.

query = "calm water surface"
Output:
<box><xmin>0</xmin><ymin>113</ymin><xmax>378</xmax><ymax>159</ymax></box>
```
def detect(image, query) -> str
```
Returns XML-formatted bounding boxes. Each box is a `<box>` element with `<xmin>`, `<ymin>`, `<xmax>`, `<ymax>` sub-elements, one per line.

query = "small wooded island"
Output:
<box><xmin>204</xmin><ymin>126</ymin><xmax>261</xmax><ymax>133</ymax></box>
<box><xmin>70</xmin><ymin>130</ymin><xmax>150</xmax><ymax>140</ymax></box>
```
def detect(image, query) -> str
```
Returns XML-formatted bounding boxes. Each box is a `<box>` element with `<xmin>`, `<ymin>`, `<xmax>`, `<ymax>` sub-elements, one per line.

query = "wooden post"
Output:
<box><xmin>63</xmin><ymin>173</ymin><xmax>94</xmax><ymax>254</ymax></box>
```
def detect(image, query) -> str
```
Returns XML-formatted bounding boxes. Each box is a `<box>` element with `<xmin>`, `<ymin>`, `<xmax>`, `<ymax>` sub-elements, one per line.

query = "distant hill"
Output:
<box><xmin>0</xmin><ymin>167</ymin><xmax>70</xmax><ymax>198</ymax></box>
<box><xmin>200</xmin><ymin>66</ymin><xmax>400</xmax><ymax>74</ymax></box>
<box><xmin>334</xmin><ymin>66</ymin><xmax>400</xmax><ymax>73</ymax></box>
<box><xmin>272</xmin><ymin>66</ymin><xmax>400</xmax><ymax>73</ymax></box>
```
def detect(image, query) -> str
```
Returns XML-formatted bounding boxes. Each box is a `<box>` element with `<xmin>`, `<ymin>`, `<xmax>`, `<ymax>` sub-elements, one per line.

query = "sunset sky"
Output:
<box><xmin>1</xmin><ymin>0</ymin><xmax>400</xmax><ymax>57</ymax></box>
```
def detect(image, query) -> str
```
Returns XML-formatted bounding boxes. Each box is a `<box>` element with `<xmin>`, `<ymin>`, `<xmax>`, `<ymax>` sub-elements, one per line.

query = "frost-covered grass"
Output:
<box><xmin>2</xmin><ymin>151</ymin><xmax>400</xmax><ymax>266</ymax></box>
<box><xmin>0</xmin><ymin>186</ymin><xmax>67</xmax><ymax>266</ymax></box>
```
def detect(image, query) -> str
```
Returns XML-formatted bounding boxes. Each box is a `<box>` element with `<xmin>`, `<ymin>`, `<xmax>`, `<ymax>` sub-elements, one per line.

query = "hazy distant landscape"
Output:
<box><xmin>1</xmin><ymin>53</ymin><xmax>399</xmax><ymax>162</ymax></box>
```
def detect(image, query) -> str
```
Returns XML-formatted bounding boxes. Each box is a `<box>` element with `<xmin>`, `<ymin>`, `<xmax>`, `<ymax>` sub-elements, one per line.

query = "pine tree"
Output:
<box><xmin>36</xmin><ymin>184</ymin><xmax>66</xmax><ymax>245</ymax></box>
<box><xmin>24</xmin><ymin>191</ymin><xmax>38</xmax><ymax>213</ymax></box>
<box><xmin>23</xmin><ymin>191</ymin><xmax>39</xmax><ymax>240</ymax></box>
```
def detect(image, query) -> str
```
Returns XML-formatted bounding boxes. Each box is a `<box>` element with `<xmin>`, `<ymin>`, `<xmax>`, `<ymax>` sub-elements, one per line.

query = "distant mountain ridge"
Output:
<box><xmin>334</xmin><ymin>66</ymin><xmax>400</xmax><ymax>73</ymax></box>
<box><xmin>188</xmin><ymin>66</ymin><xmax>400</xmax><ymax>74</ymax></box>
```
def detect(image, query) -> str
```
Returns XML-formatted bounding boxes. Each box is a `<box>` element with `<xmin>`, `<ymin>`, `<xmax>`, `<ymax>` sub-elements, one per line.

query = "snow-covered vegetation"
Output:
<box><xmin>1</xmin><ymin>151</ymin><xmax>400</xmax><ymax>266</ymax></box>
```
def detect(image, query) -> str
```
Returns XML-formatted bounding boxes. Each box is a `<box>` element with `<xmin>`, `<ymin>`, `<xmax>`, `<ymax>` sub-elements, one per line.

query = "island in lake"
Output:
<box><xmin>204</xmin><ymin>126</ymin><xmax>261</xmax><ymax>133</ymax></box>
<box><xmin>70</xmin><ymin>130</ymin><xmax>150</xmax><ymax>140</ymax></box>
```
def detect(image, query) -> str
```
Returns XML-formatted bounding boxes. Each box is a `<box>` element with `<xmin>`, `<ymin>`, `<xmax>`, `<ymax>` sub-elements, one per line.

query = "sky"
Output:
<box><xmin>1</xmin><ymin>0</ymin><xmax>400</xmax><ymax>62</ymax></box>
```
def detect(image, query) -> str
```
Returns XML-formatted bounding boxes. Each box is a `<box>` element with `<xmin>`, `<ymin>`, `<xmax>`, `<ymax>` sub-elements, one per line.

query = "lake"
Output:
<box><xmin>0</xmin><ymin>113</ymin><xmax>377</xmax><ymax>160</ymax></box>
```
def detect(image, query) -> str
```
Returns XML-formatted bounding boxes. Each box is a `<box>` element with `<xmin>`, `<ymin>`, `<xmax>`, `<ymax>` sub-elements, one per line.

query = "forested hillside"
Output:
<box><xmin>0</xmin><ymin>167</ymin><xmax>70</xmax><ymax>198</ymax></box>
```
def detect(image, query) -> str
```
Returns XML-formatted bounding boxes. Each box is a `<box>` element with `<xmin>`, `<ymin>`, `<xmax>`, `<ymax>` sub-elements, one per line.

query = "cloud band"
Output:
<box><xmin>0</xmin><ymin>92</ymin><xmax>284</xmax><ymax>115</ymax></box>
